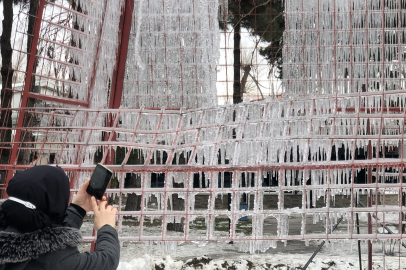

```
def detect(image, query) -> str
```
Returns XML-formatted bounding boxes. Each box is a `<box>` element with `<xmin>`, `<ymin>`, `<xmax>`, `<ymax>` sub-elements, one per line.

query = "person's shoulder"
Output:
<box><xmin>43</xmin><ymin>246</ymin><xmax>81</xmax><ymax>270</ymax></box>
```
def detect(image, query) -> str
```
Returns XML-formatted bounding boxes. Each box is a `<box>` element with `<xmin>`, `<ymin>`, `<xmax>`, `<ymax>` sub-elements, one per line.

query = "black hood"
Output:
<box><xmin>0</xmin><ymin>200</ymin><xmax>81</xmax><ymax>264</ymax></box>
<box><xmin>2</xmin><ymin>166</ymin><xmax>70</xmax><ymax>232</ymax></box>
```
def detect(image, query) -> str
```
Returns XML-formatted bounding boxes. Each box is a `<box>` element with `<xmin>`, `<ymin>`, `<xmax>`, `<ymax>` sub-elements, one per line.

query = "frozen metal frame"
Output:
<box><xmin>1</xmin><ymin>0</ymin><xmax>406</xmax><ymax>269</ymax></box>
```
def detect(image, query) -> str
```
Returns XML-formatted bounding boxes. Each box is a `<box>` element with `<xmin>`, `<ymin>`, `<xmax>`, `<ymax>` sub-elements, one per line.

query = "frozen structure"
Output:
<box><xmin>2</xmin><ymin>0</ymin><xmax>406</xmax><ymax>258</ymax></box>
<box><xmin>122</xmin><ymin>0</ymin><xmax>219</xmax><ymax>108</ymax></box>
<box><xmin>284</xmin><ymin>0</ymin><xmax>405</xmax><ymax>96</ymax></box>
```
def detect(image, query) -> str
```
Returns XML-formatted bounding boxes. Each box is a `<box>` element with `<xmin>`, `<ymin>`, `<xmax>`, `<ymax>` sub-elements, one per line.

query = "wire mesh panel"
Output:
<box><xmin>0</xmin><ymin>0</ymin><xmax>124</xmax><ymax>171</ymax></box>
<box><xmin>284</xmin><ymin>0</ymin><xmax>406</xmax><ymax>96</ymax></box>
<box><xmin>122</xmin><ymin>0</ymin><xmax>220</xmax><ymax>109</ymax></box>
<box><xmin>1</xmin><ymin>0</ymin><xmax>406</xmax><ymax>267</ymax></box>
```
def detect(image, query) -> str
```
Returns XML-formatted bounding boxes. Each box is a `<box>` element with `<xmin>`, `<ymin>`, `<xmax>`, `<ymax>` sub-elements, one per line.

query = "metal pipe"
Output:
<box><xmin>74</xmin><ymin>158</ymin><xmax>404</xmax><ymax>173</ymax></box>
<box><xmin>356</xmin><ymin>194</ymin><xmax>362</xmax><ymax>270</ymax></box>
<box><xmin>302</xmin><ymin>216</ymin><xmax>344</xmax><ymax>270</ymax></box>
<box><xmin>356</xmin><ymin>212</ymin><xmax>362</xmax><ymax>270</ymax></box>
<box><xmin>367</xmin><ymin>119</ymin><xmax>373</xmax><ymax>270</ymax></box>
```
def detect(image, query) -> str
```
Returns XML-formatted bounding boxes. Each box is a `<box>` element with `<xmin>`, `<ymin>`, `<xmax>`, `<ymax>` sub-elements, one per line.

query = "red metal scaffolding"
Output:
<box><xmin>1</xmin><ymin>0</ymin><xmax>406</xmax><ymax>268</ymax></box>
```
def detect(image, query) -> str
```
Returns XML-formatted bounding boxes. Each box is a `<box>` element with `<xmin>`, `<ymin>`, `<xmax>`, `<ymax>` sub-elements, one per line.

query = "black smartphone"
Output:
<box><xmin>86</xmin><ymin>163</ymin><xmax>113</xmax><ymax>200</ymax></box>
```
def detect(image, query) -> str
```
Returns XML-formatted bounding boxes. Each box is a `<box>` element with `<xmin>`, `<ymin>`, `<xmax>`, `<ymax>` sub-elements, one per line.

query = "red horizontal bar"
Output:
<box><xmin>0</xmin><ymin>159</ymin><xmax>405</xmax><ymax>172</ymax></box>
<box><xmin>26</xmin><ymin>92</ymin><xmax>88</xmax><ymax>107</ymax></box>
<box><xmin>79</xmin><ymin>234</ymin><xmax>406</xmax><ymax>242</ymax></box>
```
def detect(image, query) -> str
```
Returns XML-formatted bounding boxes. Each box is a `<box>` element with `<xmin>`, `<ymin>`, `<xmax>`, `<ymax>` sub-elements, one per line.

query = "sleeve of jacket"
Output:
<box><xmin>55</xmin><ymin>225</ymin><xmax>120</xmax><ymax>270</ymax></box>
<box><xmin>62</xmin><ymin>204</ymin><xmax>86</xmax><ymax>229</ymax></box>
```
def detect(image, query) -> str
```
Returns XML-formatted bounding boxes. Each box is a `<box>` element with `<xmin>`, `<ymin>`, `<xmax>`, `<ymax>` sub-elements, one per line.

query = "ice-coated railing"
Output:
<box><xmin>3</xmin><ymin>91</ymin><xmax>406</xmax><ymax>253</ymax></box>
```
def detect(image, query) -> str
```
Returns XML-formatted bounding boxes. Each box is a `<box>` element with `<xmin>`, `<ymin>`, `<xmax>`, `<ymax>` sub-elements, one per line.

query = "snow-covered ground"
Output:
<box><xmin>79</xmin><ymin>212</ymin><xmax>406</xmax><ymax>269</ymax></box>
<box><xmin>116</xmin><ymin>254</ymin><xmax>405</xmax><ymax>270</ymax></box>
<box><xmin>77</xmin><ymin>236</ymin><xmax>406</xmax><ymax>270</ymax></box>
<box><xmin>114</xmin><ymin>240</ymin><xmax>406</xmax><ymax>270</ymax></box>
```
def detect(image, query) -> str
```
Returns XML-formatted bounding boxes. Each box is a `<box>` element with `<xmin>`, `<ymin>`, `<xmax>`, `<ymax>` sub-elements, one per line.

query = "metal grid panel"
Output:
<box><xmin>0</xmin><ymin>0</ymin><xmax>124</xmax><ymax>179</ymax></box>
<box><xmin>121</xmin><ymin>0</ymin><xmax>220</xmax><ymax>109</ymax></box>
<box><xmin>1</xmin><ymin>0</ymin><xmax>406</xmax><ymax>267</ymax></box>
<box><xmin>0</xmin><ymin>99</ymin><xmax>405</xmax><ymax>243</ymax></box>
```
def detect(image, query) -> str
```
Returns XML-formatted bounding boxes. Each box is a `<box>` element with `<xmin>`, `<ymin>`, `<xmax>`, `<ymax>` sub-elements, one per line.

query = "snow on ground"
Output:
<box><xmin>79</xmin><ymin>217</ymin><xmax>406</xmax><ymax>269</ymax></box>
<box><xmin>115</xmin><ymin>240</ymin><xmax>406</xmax><ymax>270</ymax></box>
<box><xmin>117</xmin><ymin>254</ymin><xmax>405</xmax><ymax>270</ymax></box>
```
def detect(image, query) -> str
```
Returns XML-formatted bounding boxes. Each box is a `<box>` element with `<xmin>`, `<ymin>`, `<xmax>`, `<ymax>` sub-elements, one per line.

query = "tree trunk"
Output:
<box><xmin>233</xmin><ymin>19</ymin><xmax>242</xmax><ymax>104</ymax></box>
<box><xmin>19</xmin><ymin>0</ymin><xmax>41</xmax><ymax>165</ymax></box>
<box><xmin>0</xmin><ymin>0</ymin><xmax>14</xmax><ymax>194</ymax></box>
<box><xmin>231</xmin><ymin>7</ymin><xmax>241</xmax><ymax>237</ymax></box>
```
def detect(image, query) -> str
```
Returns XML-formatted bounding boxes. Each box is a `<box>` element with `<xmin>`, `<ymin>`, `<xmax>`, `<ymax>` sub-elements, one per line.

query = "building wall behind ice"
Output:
<box><xmin>121</xmin><ymin>0</ymin><xmax>220</xmax><ymax>109</ymax></box>
<box><xmin>283</xmin><ymin>0</ymin><xmax>406</xmax><ymax>96</ymax></box>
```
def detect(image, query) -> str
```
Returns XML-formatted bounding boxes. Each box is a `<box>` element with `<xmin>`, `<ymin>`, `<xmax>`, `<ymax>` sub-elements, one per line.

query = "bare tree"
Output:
<box><xmin>240</xmin><ymin>48</ymin><xmax>269</xmax><ymax>100</ymax></box>
<box><xmin>0</xmin><ymin>0</ymin><xmax>15</xmax><ymax>189</ymax></box>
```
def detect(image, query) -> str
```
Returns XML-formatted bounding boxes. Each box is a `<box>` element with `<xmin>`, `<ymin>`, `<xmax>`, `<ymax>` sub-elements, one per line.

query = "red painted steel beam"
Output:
<box><xmin>338</xmin><ymin>107</ymin><xmax>405</xmax><ymax>113</ymax></box>
<box><xmin>79</xmin><ymin>234</ymin><xmax>406</xmax><ymax>242</ymax></box>
<box><xmin>26</xmin><ymin>92</ymin><xmax>88</xmax><ymax>107</ymax></box>
<box><xmin>109</xmin><ymin>0</ymin><xmax>134</xmax><ymax>111</ymax></box>
<box><xmin>0</xmin><ymin>158</ymin><xmax>405</xmax><ymax>173</ymax></box>
<box><xmin>5</xmin><ymin>0</ymin><xmax>46</xmax><ymax>190</ymax></box>
<box><xmin>5</xmin><ymin>105</ymin><xmax>406</xmax><ymax>115</ymax></box>
<box><xmin>104</xmin><ymin>0</ymin><xmax>134</xmax><ymax>164</ymax></box>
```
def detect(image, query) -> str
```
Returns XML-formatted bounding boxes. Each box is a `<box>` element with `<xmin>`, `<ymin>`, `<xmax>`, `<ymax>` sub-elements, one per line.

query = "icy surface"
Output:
<box><xmin>11</xmin><ymin>0</ymin><xmax>406</xmax><ymax>255</ymax></box>
<box><xmin>284</xmin><ymin>0</ymin><xmax>406</xmax><ymax>96</ymax></box>
<box><xmin>122</xmin><ymin>0</ymin><xmax>219</xmax><ymax>108</ymax></box>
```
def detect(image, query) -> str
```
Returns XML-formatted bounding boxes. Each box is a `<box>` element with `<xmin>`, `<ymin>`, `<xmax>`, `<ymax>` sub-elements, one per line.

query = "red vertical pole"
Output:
<box><xmin>109</xmin><ymin>0</ymin><xmax>134</xmax><ymax>110</ymax></box>
<box><xmin>90</xmin><ymin>0</ymin><xmax>134</xmax><ymax>252</ymax></box>
<box><xmin>367</xmin><ymin>119</ymin><xmax>373</xmax><ymax>270</ymax></box>
<box><xmin>5</xmin><ymin>0</ymin><xmax>46</xmax><ymax>188</ymax></box>
<box><xmin>104</xmin><ymin>0</ymin><xmax>134</xmax><ymax>164</ymax></box>
<box><xmin>105</xmin><ymin>0</ymin><xmax>135</xmax><ymax>154</ymax></box>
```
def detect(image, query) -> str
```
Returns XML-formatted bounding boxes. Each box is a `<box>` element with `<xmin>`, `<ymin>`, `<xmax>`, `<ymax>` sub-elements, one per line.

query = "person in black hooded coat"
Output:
<box><xmin>0</xmin><ymin>165</ymin><xmax>120</xmax><ymax>270</ymax></box>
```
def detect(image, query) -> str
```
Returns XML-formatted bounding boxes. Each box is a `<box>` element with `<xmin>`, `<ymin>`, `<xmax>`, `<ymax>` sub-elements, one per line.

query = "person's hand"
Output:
<box><xmin>72</xmin><ymin>179</ymin><xmax>93</xmax><ymax>212</ymax></box>
<box><xmin>91</xmin><ymin>196</ymin><xmax>118</xmax><ymax>230</ymax></box>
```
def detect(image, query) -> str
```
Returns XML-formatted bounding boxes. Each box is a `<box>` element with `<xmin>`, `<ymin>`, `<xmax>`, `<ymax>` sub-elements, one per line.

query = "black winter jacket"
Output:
<box><xmin>0</xmin><ymin>204</ymin><xmax>120</xmax><ymax>270</ymax></box>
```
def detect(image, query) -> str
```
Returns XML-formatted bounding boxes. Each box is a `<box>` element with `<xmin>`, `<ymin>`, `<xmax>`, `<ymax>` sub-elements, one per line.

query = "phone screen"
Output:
<box><xmin>86</xmin><ymin>164</ymin><xmax>113</xmax><ymax>200</ymax></box>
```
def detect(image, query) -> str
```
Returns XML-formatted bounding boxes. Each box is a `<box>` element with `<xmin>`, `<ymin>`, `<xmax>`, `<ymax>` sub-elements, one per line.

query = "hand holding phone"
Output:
<box><xmin>86</xmin><ymin>164</ymin><xmax>113</xmax><ymax>200</ymax></box>
<box><xmin>91</xmin><ymin>197</ymin><xmax>118</xmax><ymax>230</ymax></box>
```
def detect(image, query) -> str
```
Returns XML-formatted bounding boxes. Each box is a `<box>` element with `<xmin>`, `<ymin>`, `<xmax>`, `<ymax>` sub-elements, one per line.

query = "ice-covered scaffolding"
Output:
<box><xmin>284</xmin><ymin>0</ymin><xmax>406</xmax><ymax>96</ymax></box>
<box><xmin>2</xmin><ymin>0</ymin><xmax>406</xmax><ymax>258</ymax></box>
<box><xmin>122</xmin><ymin>0</ymin><xmax>220</xmax><ymax>108</ymax></box>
